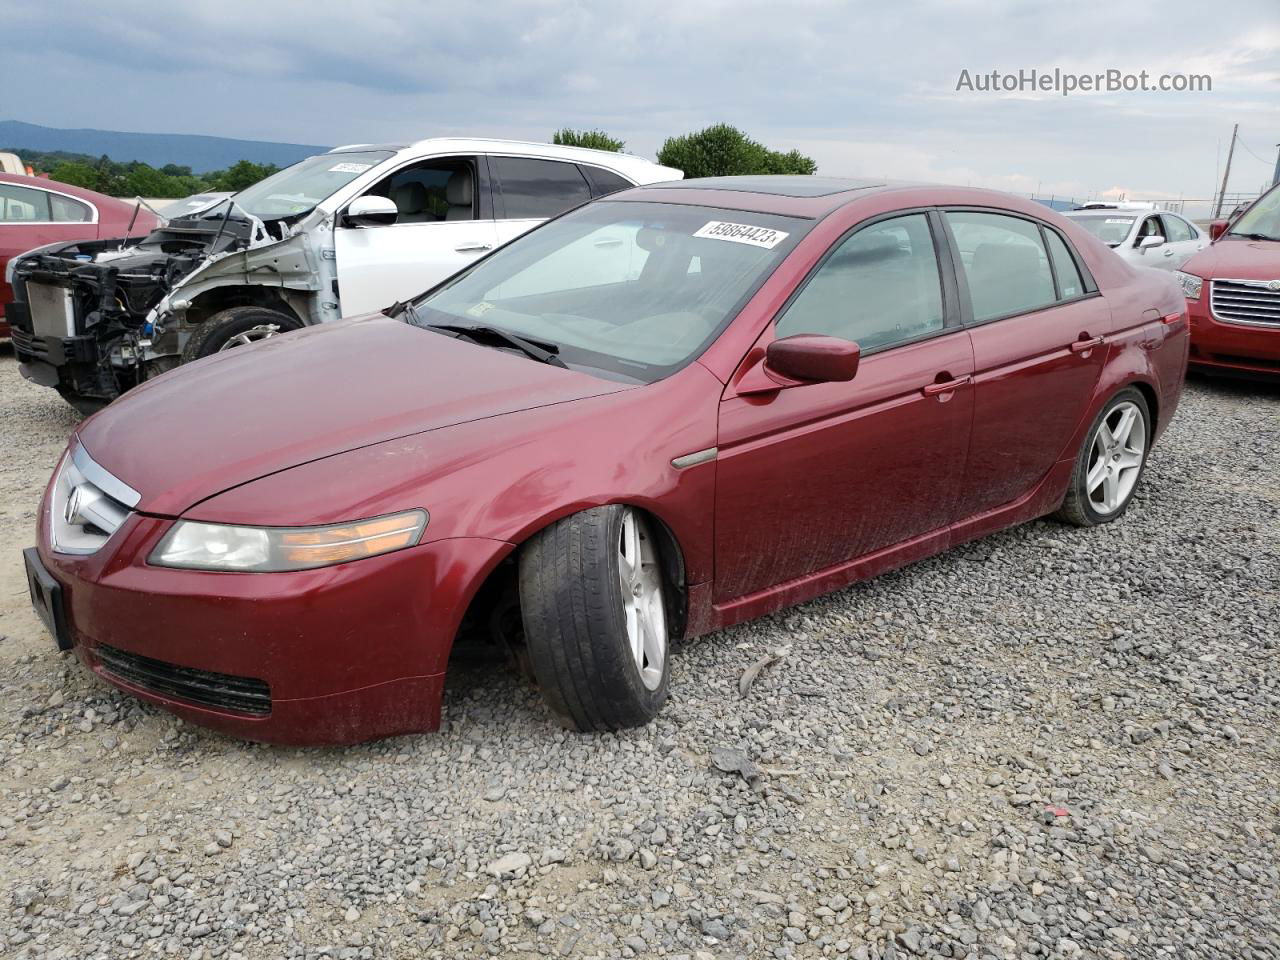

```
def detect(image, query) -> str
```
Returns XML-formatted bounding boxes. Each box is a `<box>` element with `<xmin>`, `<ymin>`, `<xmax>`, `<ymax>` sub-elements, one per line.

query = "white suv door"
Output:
<box><xmin>333</xmin><ymin>155</ymin><xmax>498</xmax><ymax>316</ymax></box>
<box><xmin>1159</xmin><ymin>213</ymin><xmax>1205</xmax><ymax>270</ymax></box>
<box><xmin>489</xmin><ymin>155</ymin><xmax>598</xmax><ymax>247</ymax></box>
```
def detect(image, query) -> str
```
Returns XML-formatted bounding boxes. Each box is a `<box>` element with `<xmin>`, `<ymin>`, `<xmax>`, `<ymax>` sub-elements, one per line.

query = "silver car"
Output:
<box><xmin>1063</xmin><ymin>207</ymin><xmax>1206</xmax><ymax>272</ymax></box>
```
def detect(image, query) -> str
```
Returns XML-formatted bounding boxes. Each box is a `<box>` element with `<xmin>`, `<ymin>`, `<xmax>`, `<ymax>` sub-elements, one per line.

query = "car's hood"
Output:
<box><xmin>1183</xmin><ymin>236</ymin><xmax>1280</xmax><ymax>280</ymax></box>
<box><xmin>77</xmin><ymin>315</ymin><xmax>627</xmax><ymax>516</ymax></box>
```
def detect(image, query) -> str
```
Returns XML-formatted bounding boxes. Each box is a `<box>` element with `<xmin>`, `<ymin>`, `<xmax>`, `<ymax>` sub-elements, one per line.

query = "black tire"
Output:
<box><xmin>54</xmin><ymin>386</ymin><xmax>106</xmax><ymax>418</ymax></box>
<box><xmin>1055</xmin><ymin>386</ymin><xmax>1151</xmax><ymax>527</ymax></box>
<box><xmin>181</xmin><ymin>306</ymin><xmax>302</xmax><ymax>362</ymax></box>
<box><xmin>518</xmin><ymin>505</ymin><xmax>672</xmax><ymax>731</ymax></box>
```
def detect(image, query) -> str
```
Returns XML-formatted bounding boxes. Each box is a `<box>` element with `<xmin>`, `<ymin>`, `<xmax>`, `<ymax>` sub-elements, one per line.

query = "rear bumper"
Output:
<box><xmin>1187</xmin><ymin>297</ymin><xmax>1280</xmax><ymax>377</ymax></box>
<box><xmin>35</xmin><ymin>510</ymin><xmax>513</xmax><ymax>745</ymax></box>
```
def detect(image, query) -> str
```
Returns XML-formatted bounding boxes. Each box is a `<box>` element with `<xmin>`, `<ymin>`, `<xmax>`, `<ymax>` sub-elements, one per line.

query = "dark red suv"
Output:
<box><xmin>1178</xmin><ymin>182</ymin><xmax>1280</xmax><ymax>377</ymax></box>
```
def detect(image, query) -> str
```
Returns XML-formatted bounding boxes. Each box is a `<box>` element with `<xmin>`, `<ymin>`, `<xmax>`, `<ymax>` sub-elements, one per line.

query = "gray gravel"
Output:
<box><xmin>2</xmin><ymin>349</ymin><xmax>1278</xmax><ymax>960</ymax></box>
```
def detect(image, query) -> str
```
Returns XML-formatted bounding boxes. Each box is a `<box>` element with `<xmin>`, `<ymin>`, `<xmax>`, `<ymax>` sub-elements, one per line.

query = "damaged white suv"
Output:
<box><xmin>9</xmin><ymin>139</ymin><xmax>680</xmax><ymax>412</ymax></box>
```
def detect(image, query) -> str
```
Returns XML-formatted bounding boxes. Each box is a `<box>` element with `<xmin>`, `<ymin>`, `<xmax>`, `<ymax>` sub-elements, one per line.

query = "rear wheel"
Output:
<box><xmin>1055</xmin><ymin>387</ymin><xmax>1151</xmax><ymax>526</ymax></box>
<box><xmin>181</xmin><ymin>306</ymin><xmax>302</xmax><ymax>362</ymax></box>
<box><xmin>519</xmin><ymin>505</ymin><xmax>671</xmax><ymax>731</ymax></box>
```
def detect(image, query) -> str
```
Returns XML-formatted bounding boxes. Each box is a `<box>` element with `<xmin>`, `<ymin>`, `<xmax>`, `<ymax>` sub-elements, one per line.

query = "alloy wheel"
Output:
<box><xmin>1085</xmin><ymin>400</ymin><xmax>1147</xmax><ymax>515</ymax></box>
<box><xmin>617</xmin><ymin>509</ymin><xmax>666</xmax><ymax>691</ymax></box>
<box><xmin>220</xmin><ymin>324</ymin><xmax>282</xmax><ymax>351</ymax></box>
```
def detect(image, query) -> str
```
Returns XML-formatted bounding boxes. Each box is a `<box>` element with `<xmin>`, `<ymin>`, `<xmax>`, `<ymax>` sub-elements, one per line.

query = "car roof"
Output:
<box><xmin>615</xmin><ymin>176</ymin><xmax>939</xmax><ymax>218</ymax></box>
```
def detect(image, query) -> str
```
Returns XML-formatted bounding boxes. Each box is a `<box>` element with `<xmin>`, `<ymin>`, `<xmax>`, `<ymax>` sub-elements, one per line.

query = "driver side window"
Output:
<box><xmin>363</xmin><ymin>157</ymin><xmax>478</xmax><ymax>223</ymax></box>
<box><xmin>775</xmin><ymin>213</ymin><xmax>945</xmax><ymax>352</ymax></box>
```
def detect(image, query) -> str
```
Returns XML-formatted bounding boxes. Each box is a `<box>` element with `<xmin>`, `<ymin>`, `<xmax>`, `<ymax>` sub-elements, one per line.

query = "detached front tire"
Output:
<box><xmin>1055</xmin><ymin>387</ymin><xmax>1151</xmax><ymax>527</ymax></box>
<box><xmin>519</xmin><ymin>505</ymin><xmax>671</xmax><ymax>731</ymax></box>
<box><xmin>181</xmin><ymin>306</ymin><xmax>303</xmax><ymax>362</ymax></box>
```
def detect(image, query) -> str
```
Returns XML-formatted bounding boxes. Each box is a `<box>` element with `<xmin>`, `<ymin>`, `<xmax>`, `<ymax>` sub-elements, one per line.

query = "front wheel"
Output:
<box><xmin>519</xmin><ymin>505</ymin><xmax>671</xmax><ymax>731</ymax></box>
<box><xmin>1055</xmin><ymin>387</ymin><xmax>1151</xmax><ymax>527</ymax></box>
<box><xmin>181</xmin><ymin>306</ymin><xmax>303</xmax><ymax>362</ymax></box>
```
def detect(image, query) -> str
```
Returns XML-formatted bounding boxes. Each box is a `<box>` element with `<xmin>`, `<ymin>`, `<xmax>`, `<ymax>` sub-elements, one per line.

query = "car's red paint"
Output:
<box><xmin>0</xmin><ymin>172</ymin><xmax>160</xmax><ymax>337</ymax></box>
<box><xmin>1180</xmin><ymin>232</ymin><xmax>1280</xmax><ymax>378</ymax></box>
<box><xmin>33</xmin><ymin>181</ymin><xmax>1187</xmax><ymax>744</ymax></box>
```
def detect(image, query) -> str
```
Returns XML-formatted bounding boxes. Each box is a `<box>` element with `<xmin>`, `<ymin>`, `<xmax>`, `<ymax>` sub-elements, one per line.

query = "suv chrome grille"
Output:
<box><xmin>1210</xmin><ymin>279</ymin><xmax>1280</xmax><ymax>327</ymax></box>
<box><xmin>50</xmin><ymin>444</ymin><xmax>140</xmax><ymax>554</ymax></box>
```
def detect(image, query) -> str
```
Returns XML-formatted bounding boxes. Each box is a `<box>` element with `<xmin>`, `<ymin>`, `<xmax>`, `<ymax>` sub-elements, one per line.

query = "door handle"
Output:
<box><xmin>1070</xmin><ymin>335</ymin><xmax>1104</xmax><ymax>354</ymax></box>
<box><xmin>454</xmin><ymin>243</ymin><xmax>493</xmax><ymax>253</ymax></box>
<box><xmin>922</xmin><ymin>374</ymin><xmax>972</xmax><ymax>397</ymax></box>
<box><xmin>1162</xmin><ymin>249</ymin><xmax>1174</xmax><ymax>256</ymax></box>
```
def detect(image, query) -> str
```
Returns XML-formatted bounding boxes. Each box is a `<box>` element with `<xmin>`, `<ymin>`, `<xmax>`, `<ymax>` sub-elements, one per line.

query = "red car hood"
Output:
<box><xmin>76</xmin><ymin>316</ymin><xmax>626</xmax><ymax>516</ymax></box>
<box><xmin>1183</xmin><ymin>236</ymin><xmax>1280</xmax><ymax>281</ymax></box>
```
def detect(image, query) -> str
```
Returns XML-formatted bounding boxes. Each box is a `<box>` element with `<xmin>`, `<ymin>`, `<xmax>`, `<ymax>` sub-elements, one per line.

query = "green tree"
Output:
<box><xmin>212</xmin><ymin>160</ymin><xmax>279</xmax><ymax>192</ymax></box>
<box><xmin>552</xmin><ymin>128</ymin><xmax>625</xmax><ymax>152</ymax></box>
<box><xmin>656</xmin><ymin>124</ymin><xmax>816</xmax><ymax>179</ymax></box>
<box><xmin>48</xmin><ymin>161</ymin><xmax>102</xmax><ymax>191</ymax></box>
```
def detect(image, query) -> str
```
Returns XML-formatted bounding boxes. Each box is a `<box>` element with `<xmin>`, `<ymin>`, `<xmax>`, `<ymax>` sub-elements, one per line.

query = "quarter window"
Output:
<box><xmin>50</xmin><ymin>193</ymin><xmax>91</xmax><ymax>222</ymax></box>
<box><xmin>946</xmin><ymin>211</ymin><xmax>1056</xmax><ymax>322</ymax></box>
<box><xmin>493</xmin><ymin>157</ymin><xmax>591</xmax><ymax>219</ymax></box>
<box><xmin>581</xmin><ymin>165</ymin><xmax>633</xmax><ymax>198</ymax></box>
<box><xmin>1044</xmin><ymin>230</ymin><xmax>1085</xmax><ymax>299</ymax></box>
<box><xmin>0</xmin><ymin>184</ymin><xmax>52</xmax><ymax>222</ymax></box>
<box><xmin>775</xmin><ymin>213</ymin><xmax>944</xmax><ymax>351</ymax></box>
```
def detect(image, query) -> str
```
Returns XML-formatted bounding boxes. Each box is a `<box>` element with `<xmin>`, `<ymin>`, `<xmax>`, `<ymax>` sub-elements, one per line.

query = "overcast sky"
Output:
<box><xmin>6</xmin><ymin>0</ymin><xmax>1278</xmax><ymax>203</ymax></box>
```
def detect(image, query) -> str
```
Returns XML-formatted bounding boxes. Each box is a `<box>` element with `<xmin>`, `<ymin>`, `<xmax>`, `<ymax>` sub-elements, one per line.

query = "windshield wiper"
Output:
<box><xmin>1227</xmin><ymin>231</ymin><xmax>1280</xmax><ymax>242</ymax></box>
<box><xmin>422</xmin><ymin>322</ymin><xmax>567</xmax><ymax>368</ymax></box>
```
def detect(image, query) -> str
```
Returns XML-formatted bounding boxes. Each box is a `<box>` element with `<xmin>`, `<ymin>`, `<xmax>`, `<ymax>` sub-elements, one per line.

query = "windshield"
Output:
<box><xmin>230</xmin><ymin>150</ymin><xmax>394</xmax><ymax>219</ymax></box>
<box><xmin>1228</xmin><ymin>184</ymin><xmax>1280</xmax><ymax>240</ymax></box>
<box><xmin>414</xmin><ymin>200</ymin><xmax>810</xmax><ymax>382</ymax></box>
<box><xmin>1066</xmin><ymin>214</ymin><xmax>1134</xmax><ymax>246</ymax></box>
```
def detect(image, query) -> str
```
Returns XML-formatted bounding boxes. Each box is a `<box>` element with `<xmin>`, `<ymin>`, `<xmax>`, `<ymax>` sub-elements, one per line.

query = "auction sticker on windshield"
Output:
<box><xmin>329</xmin><ymin>162</ymin><xmax>373</xmax><ymax>174</ymax></box>
<box><xmin>694</xmin><ymin>221</ymin><xmax>789</xmax><ymax>249</ymax></box>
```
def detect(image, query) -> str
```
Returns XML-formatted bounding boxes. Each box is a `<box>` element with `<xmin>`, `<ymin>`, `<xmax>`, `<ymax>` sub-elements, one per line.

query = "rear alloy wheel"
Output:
<box><xmin>181</xmin><ymin>306</ymin><xmax>303</xmax><ymax>363</ymax></box>
<box><xmin>1056</xmin><ymin>387</ymin><xmax>1151</xmax><ymax>526</ymax></box>
<box><xmin>519</xmin><ymin>505</ymin><xmax>671</xmax><ymax>731</ymax></box>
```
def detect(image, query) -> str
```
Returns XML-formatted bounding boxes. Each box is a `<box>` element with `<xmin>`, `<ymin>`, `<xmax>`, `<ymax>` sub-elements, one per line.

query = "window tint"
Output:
<box><xmin>581</xmin><ymin>165</ymin><xmax>633</xmax><ymax>197</ymax></box>
<box><xmin>493</xmin><ymin>157</ymin><xmax>591</xmax><ymax>219</ymax></box>
<box><xmin>776</xmin><ymin>213</ymin><xmax>944</xmax><ymax>351</ymax></box>
<box><xmin>946</xmin><ymin>211</ymin><xmax>1055</xmax><ymax>322</ymax></box>
<box><xmin>1162</xmin><ymin>214</ymin><xmax>1192</xmax><ymax>242</ymax></box>
<box><xmin>1044</xmin><ymin>230</ymin><xmax>1085</xmax><ymax>299</ymax></box>
<box><xmin>50</xmin><ymin>193</ymin><xmax>91</xmax><ymax>222</ymax></box>
<box><xmin>0</xmin><ymin>184</ymin><xmax>52</xmax><ymax>222</ymax></box>
<box><xmin>364</xmin><ymin>157</ymin><xmax>475</xmax><ymax>223</ymax></box>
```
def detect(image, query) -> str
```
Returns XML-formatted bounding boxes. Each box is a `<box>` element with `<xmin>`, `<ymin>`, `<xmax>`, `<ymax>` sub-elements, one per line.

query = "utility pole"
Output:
<box><xmin>1214</xmin><ymin>123</ymin><xmax>1238</xmax><ymax>218</ymax></box>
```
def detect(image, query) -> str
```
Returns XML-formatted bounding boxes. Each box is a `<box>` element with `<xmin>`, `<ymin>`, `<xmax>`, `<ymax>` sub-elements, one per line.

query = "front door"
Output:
<box><xmin>944</xmin><ymin>210</ymin><xmax>1111</xmax><ymax>519</ymax></box>
<box><xmin>333</xmin><ymin>155</ymin><xmax>498</xmax><ymax>316</ymax></box>
<box><xmin>714</xmin><ymin>212</ymin><xmax>975</xmax><ymax>601</ymax></box>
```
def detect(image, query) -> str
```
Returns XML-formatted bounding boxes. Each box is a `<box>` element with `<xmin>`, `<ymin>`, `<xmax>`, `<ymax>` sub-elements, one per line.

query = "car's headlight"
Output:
<box><xmin>149</xmin><ymin>510</ymin><xmax>428</xmax><ymax>572</ymax></box>
<box><xmin>1174</xmin><ymin>270</ymin><xmax>1203</xmax><ymax>300</ymax></box>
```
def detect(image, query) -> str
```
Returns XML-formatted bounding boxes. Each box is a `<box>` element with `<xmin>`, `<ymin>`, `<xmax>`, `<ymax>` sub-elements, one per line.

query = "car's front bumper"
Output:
<box><xmin>33</xmin><ymin>510</ymin><xmax>512</xmax><ymax>745</ymax></box>
<box><xmin>1187</xmin><ymin>295</ymin><xmax>1280</xmax><ymax>378</ymax></box>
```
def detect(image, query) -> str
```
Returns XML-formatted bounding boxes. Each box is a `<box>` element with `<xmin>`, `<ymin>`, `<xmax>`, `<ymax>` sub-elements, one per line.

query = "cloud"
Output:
<box><xmin>4</xmin><ymin>0</ymin><xmax>1278</xmax><ymax>200</ymax></box>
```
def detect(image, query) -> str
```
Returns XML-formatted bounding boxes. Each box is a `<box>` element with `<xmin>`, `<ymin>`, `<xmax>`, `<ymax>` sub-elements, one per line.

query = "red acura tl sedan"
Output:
<box><xmin>1</xmin><ymin>172</ymin><xmax>160</xmax><ymax>338</ymax></box>
<box><xmin>25</xmin><ymin>177</ymin><xmax>1189</xmax><ymax>745</ymax></box>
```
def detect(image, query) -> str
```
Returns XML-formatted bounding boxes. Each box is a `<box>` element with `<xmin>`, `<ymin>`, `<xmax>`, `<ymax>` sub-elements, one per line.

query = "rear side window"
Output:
<box><xmin>581</xmin><ymin>165</ymin><xmax>633</xmax><ymax>197</ymax></box>
<box><xmin>776</xmin><ymin>213</ymin><xmax>945</xmax><ymax>351</ymax></box>
<box><xmin>0</xmin><ymin>183</ymin><xmax>52</xmax><ymax>222</ymax></box>
<box><xmin>946</xmin><ymin>211</ymin><xmax>1055</xmax><ymax>322</ymax></box>
<box><xmin>50</xmin><ymin>193</ymin><xmax>91</xmax><ymax>222</ymax></box>
<box><xmin>1044</xmin><ymin>230</ymin><xmax>1085</xmax><ymax>299</ymax></box>
<box><xmin>493</xmin><ymin>157</ymin><xmax>591</xmax><ymax>219</ymax></box>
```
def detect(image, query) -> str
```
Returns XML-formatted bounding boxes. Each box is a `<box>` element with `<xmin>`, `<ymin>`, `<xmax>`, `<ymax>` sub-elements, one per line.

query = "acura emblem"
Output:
<box><xmin>1269</xmin><ymin>279</ymin><xmax>1280</xmax><ymax>291</ymax></box>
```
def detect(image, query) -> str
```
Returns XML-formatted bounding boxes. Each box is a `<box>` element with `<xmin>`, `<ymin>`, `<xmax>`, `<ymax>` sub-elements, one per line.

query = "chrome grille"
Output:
<box><xmin>1210</xmin><ymin>279</ymin><xmax>1280</xmax><ymax>327</ymax></box>
<box><xmin>49</xmin><ymin>444</ymin><xmax>139</xmax><ymax>554</ymax></box>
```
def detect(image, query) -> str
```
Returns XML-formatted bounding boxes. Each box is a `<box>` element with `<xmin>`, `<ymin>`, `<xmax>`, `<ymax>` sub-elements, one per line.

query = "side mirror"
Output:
<box><xmin>1137</xmin><ymin>235</ymin><xmax>1165</xmax><ymax>250</ymax></box>
<box><xmin>1209</xmin><ymin>219</ymin><xmax>1229</xmax><ymax>241</ymax></box>
<box><xmin>767</xmin><ymin>334</ymin><xmax>861</xmax><ymax>383</ymax></box>
<box><xmin>344</xmin><ymin>195</ymin><xmax>398</xmax><ymax>228</ymax></box>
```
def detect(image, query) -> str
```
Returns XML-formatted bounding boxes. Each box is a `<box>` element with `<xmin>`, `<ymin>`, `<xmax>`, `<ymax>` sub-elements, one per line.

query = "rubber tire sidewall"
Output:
<box><xmin>1055</xmin><ymin>386</ymin><xmax>1152</xmax><ymax>527</ymax></box>
<box><xmin>518</xmin><ymin>505</ymin><xmax>671</xmax><ymax>731</ymax></box>
<box><xmin>181</xmin><ymin>306</ymin><xmax>303</xmax><ymax>363</ymax></box>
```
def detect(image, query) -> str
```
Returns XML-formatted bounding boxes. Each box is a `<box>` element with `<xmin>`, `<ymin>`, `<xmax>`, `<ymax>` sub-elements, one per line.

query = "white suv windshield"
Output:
<box><xmin>413</xmin><ymin>201</ymin><xmax>809</xmax><ymax>382</ymax></box>
<box><xmin>1066</xmin><ymin>214</ymin><xmax>1135</xmax><ymax>247</ymax></box>
<box><xmin>230</xmin><ymin>151</ymin><xmax>394</xmax><ymax>219</ymax></box>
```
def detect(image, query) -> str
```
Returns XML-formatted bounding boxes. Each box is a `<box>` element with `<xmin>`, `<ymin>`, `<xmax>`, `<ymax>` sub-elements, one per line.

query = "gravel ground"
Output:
<box><xmin>1</xmin><ymin>349</ymin><xmax>1278</xmax><ymax>960</ymax></box>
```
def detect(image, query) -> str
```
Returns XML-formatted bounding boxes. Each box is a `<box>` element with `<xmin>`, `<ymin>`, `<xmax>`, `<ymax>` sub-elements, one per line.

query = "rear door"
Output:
<box><xmin>714</xmin><ymin>211</ymin><xmax>974</xmax><ymax>601</ymax></box>
<box><xmin>333</xmin><ymin>155</ymin><xmax>498</xmax><ymax>316</ymax></box>
<box><xmin>490</xmin><ymin>156</ymin><xmax>595</xmax><ymax>248</ymax></box>
<box><xmin>1159</xmin><ymin>213</ymin><xmax>1203</xmax><ymax>270</ymax></box>
<box><xmin>945</xmin><ymin>210</ymin><xmax>1109</xmax><ymax>520</ymax></box>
